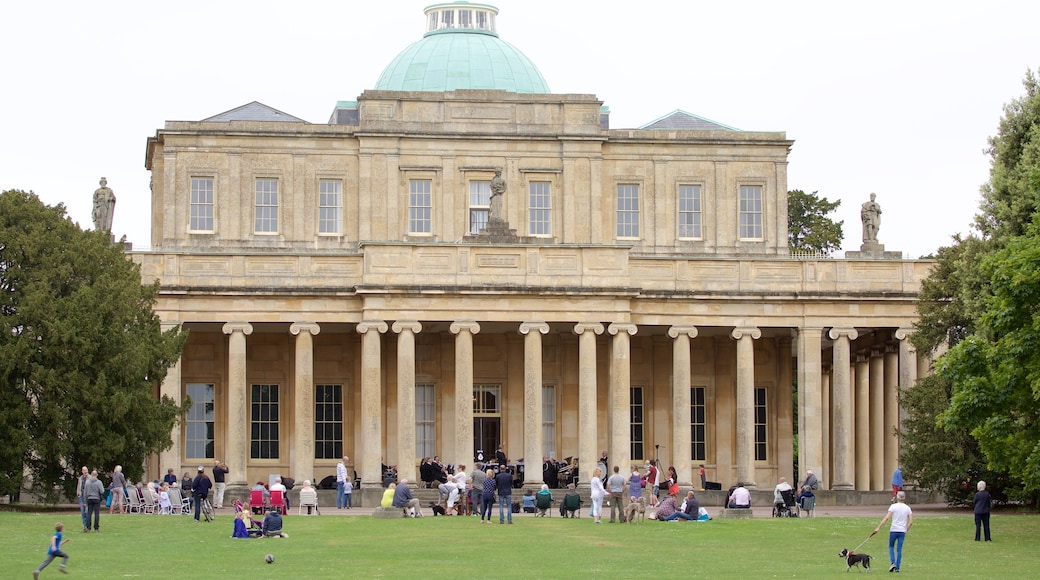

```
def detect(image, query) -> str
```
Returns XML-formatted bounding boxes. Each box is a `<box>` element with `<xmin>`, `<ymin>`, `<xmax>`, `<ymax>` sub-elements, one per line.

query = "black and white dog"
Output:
<box><xmin>429</xmin><ymin>502</ymin><xmax>446</xmax><ymax>516</ymax></box>
<box><xmin>839</xmin><ymin>548</ymin><xmax>872</xmax><ymax>572</ymax></box>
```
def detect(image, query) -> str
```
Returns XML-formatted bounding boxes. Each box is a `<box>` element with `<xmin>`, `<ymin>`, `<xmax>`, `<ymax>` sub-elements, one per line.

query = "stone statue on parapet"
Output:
<box><xmin>860</xmin><ymin>192</ymin><xmax>881</xmax><ymax>243</ymax></box>
<box><xmin>92</xmin><ymin>177</ymin><xmax>117</xmax><ymax>232</ymax></box>
<box><xmin>489</xmin><ymin>168</ymin><xmax>506</xmax><ymax>222</ymax></box>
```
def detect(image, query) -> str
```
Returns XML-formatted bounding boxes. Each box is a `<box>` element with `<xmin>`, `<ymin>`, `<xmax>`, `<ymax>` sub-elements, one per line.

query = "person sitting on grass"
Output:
<box><xmin>262</xmin><ymin>508</ymin><xmax>289</xmax><ymax>538</ymax></box>
<box><xmin>657</xmin><ymin>492</ymin><xmax>694</xmax><ymax>521</ymax></box>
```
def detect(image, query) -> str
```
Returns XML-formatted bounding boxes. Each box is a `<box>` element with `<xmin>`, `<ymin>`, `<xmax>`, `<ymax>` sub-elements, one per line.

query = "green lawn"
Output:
<box><xmin>6</xmin><ymin>509</ymin><xmax>1039</xmax><ymax>578</ymax></box>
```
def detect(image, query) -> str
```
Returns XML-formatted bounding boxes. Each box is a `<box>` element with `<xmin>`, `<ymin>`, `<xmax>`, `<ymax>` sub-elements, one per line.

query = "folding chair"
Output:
<box><xmin>270</xmin><ymin>490</ymin><xmax>287</xmax><ymax>515</ymax></box>
<box><xmin>249</xmin><ymin>490</ymin><xmax>266</xmax><ymax>515</ymax></box>
<box><xmin>299</xmin><ymin>487</ymin><xmax>320</xmax><ymax>515</ymax></box>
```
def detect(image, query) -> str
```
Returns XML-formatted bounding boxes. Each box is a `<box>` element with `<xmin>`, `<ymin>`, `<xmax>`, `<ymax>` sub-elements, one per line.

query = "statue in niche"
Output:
<box><xmin>860</xmin><ymin>192</ymin><xmax>881</xmax><ymax>243</ymax></box>
<box><xmin>489</xmin><ymin>168</ymin><xmax>506</xmax><ymax>222</ymax></box>
<box><xmin>92</xmin><ymin>177</ymin><xmax>117</xmax><ymax>232</ymax></box>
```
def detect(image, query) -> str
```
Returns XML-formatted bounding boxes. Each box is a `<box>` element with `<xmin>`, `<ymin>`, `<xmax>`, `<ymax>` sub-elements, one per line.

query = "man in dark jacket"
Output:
<box><xmin>262</xmin><ymin>508</ymin><xmax>288</xmax><ymax>537</ymax></box>
<box><xmin>83</xmin><ymin>470</ymin><xmax>106</xmax><ymax>532</ymax></box>
<box><xmin>495</xmin><ymin>465</ymin><xmax>514</xmax><ymax>524</ymax></box>
<box><xmin>191</xmin><ymin>466</ymin><xmax>212</xmax><ymax>521</ymax></box>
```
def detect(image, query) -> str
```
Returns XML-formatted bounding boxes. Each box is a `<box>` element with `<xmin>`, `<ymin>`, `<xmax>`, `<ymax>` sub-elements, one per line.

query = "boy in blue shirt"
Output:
<box><xmin>33</xmin><ymin>522</ymin><xmax>69</xmax><ymax>578</ymax></box>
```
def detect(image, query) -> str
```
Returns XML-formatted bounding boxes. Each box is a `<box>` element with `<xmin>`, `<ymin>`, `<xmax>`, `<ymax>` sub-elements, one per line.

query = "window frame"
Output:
<box><xmin>630</xmin><ymin>385</ymin><xmax>644</xmax><ymax>461</ymax></box>
<box><xmin>678</xmin><ymin>183</ymin><xmax>703</xmax><ymax>240</ymax></box>
<box><xmin>416</xmin><ymin>384</ymin><xmax>436</xmax><ymax>459</ymax></box>
<box><xmin>469</xmin><ymin>180</ymin><xmax>491</xmax><ymax>234</ymax></box>
<box><xmin>542</xmin><ymin>384</ymin><xmax>556</xmax><ymax>458</ymax></box>
<box><xmin>189</xmin><ymin>176</ymin><xmax>215</xmax><ymax>233</ymax></box>
<box><xmin>314</xmin><ymin>384</ymin><xmax>343</xmax><ymax>460</ymax></box>
<box><xmin>738</xmin><ymin>184</ymin><xmax>764</xmax><ymax>240</ymax></box>
<box><xmin>408</xmin><ymin>179</ymin><xmax>433</xmax><ymax>235</ymax></box>
<box><xmin>185</xmin><ymin>383</ymin><xmax>215</xmax><ymax>460</ymax></box>
<box><xmin>754</xmin><ymin>386</ymin><xmax>768</xmax><ymax>461</ymax></box>
<box><xmin>616</xmin><ymin>183</ymin><xmax>641</xmax><ymax>239</ymax></box>
<box><xmin>317</xmin><ymin>179</ymin><xmax>343</xmax><ymax>235</ymax></box>
<box><xmin>690</xmin><ymin>386</ymin><xmax>706</xmax><ymax>461</ymax></box>
<box><xmin>254</xmin><ymin>177</ymin><xmax>280</xmax><ymax>234</ymax></box>
<box><xmin>250</xmin><ymin>383</ymin><xmax>280</xmax><ymax>459</ymax></box>
<box><xmin>528</xmin><ymin>180</ymin><xmax>552</xmax><ymax>237</ymax></box>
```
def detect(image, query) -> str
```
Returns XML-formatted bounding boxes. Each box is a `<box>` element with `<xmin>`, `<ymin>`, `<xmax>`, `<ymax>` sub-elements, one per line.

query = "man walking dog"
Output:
<box><xmin>872</xmin><ymin>490</ymin><xmax>913</xmax><ymax>572</ymax></box>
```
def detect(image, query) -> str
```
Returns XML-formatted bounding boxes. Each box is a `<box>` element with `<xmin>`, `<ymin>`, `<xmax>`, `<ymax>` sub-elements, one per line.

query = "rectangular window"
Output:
<box><xmin>185</xmin><ymin>383</ymin><xmax>215</xmax><ymax>459</ymax></box>
<box><xmin>630</xmin><ymin>386</ymin><xmax>644</xmax><ymax>461</ymax></box>
<box><xmin>528</xmin><ymin>181</ymin><xmax>552</xmax><ymax>236</ymax></box>
<box><xmin>469</xmin><ymin>180</ymin><xmax>490</xmax><ymax>234</ymax></box>
<box><xmin>416</xmin><ymin>384</ymin><xmax>435</xmax><ymax>459</ymax></box>
<box><xmin>739</xmin><ymin>185</ymin><xmax>763</xmax><ymax>239</ymax></box>
<box><xmin>314</xmin><ymin>384</ymin><xmax>343</xmax><ymax>460</ymax></box>
<box><xmin>250</xmin><ymin>384</ymin><xmax>280</xmax><ymax>459</ymax></box>
<box><xmin>190</xmin><ymin>177</ymin><xmax>214</xmax><ymax>232</ymax></box>
<box><xmin>409</xmin><ymin>179</ymin><xmax>432</xmax><ymax>234</ymax></box>
<box><xmin>678</xmin><ymin>184</ymin><xmax>702</xmax><ymax>239</ymax></box>
<box><xmin>542</xmin><ymin>385</ymin><xmax>556</xmax><ymax>457</ymax></box>
<box><xmin>459</xmin><ymin>9</ymin><xmax>472</xmax><ymax>28</ymax></box>
<box><xmin>318</xmin><ymin>180</ymin><xmax>342</xmax><ymax>234</ymax></box>
<box><xmin>690</xmin><ymin>387</ymin><xmax>706</xmax><ymax>461</ymax></box>
<box><xmin>617</xmin><ymin>184</ymin><xmax>640</xmax><ymax>238</ymax></box>
<box><xmin>255</xmin><ymin>178</ymin><xmax>279</xmax><ymax>233</ymax></box>
<box><xmin>441</xmin><ymin>9</ymin><xmax>454</xmax><ymax>28</ymax></box>
<box><xmin>754</xmin><ymin>386</ymin><xmax>767</xmax><ymax>461</ymax></box>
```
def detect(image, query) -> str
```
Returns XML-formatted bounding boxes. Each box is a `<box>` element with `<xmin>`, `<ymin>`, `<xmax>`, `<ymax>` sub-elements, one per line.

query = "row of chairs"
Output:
<box><xmin>124</xmin><ymin>486</ymin><xmax>192</xmax><ymax>515</ymax></box>
<box><xmin>248</xmin><ymin>489</ymin><xmax>320</xmax><ymax>515</ymax></box>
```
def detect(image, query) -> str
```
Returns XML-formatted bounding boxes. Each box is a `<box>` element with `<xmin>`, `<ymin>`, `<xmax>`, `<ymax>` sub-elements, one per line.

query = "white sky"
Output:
<box><xmin>3</xmin><ymin>0</ymin><xmax>1037</xmax><ymax>258</ymax></box>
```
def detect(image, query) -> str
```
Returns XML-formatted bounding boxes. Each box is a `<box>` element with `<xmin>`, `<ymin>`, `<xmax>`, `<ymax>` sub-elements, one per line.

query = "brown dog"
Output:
<box><xmin>625</xmin><ymin>496</ymin><xmax>646</xmax><ymax>524</ymax></box>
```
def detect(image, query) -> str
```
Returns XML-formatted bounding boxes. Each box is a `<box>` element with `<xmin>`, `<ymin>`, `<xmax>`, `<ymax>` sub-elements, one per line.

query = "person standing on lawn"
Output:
<box><xmin>974</xmin><ymin>480</ymin><xmax>992</xmax><ymax>542</ymax></box>
<box><xmin>872</xmin><ymin>490</ymin><xmax>913</xmax><ymax>573</ymax></box>
<box><xmin>83</xmin><ymin>470</ymin><xmax>105</xmax><ymax>532</ymax></box>
<box><xmin>212</xmin><ymin>460</ymin><xmax>229</xmax><ymax>509</ymax></box>
<box><xmin>606</xmin><ymin>465</ymin><xmax>627</xmax><ymax>523</ymax></box>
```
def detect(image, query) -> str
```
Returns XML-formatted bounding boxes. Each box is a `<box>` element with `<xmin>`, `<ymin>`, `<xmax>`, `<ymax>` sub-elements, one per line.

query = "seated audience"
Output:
<box><xmin>773</xmin><ymin>476</ymin><xmax>793</xmax><ymax>506</ymax></box>
<box><xmin>381</xmin><ymin>483</ymin><xmax>396</xmax><ymax>507</ymax></box>
<box><xmin>392</xmin><ymin>478</ymin><xmax>423</xmax><ymax>517</ymax></box>
<box><xmin>658</xmin><ymin>492</ymin><xmax>694</xmax><ymax>521</ymax></box>
<box><xmin>522</xmin><ymin>489</ymin><xmax>537</xmax><ymax>513</ymax></box>
<box><xmin>728</xmin><ymin>482</ymin><xmax>751</xmax><ymax>509</ymax></box>
<box><xmin>262</xmin><ymin>508</ymin><xmax>289</xmax><ymax>538</ymax></box>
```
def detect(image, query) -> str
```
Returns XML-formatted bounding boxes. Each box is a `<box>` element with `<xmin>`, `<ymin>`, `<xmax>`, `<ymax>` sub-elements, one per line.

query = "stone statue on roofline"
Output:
<box><xmin>92</xmin><ymin>177</ymin><xmax>116</xmax><ymax>233</ymax></box>
<box><xmin>860</xmin><ymin>192</ymin><xmax>881</xmax><ymax>243</ymax></box>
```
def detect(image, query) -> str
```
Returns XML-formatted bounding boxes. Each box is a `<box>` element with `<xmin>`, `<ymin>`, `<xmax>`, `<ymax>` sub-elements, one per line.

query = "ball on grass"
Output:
<box><xmin>265</xmin><ymin>554</ymin><xmax>274</xmax><ymax>564</ymax></box>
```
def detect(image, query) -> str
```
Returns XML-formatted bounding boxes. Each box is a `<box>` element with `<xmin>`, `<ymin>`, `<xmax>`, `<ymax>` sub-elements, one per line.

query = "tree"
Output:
<box><xmin>0</xmin><ymin>189</ymin><xmax>187</xmax><ymax>502</ymax></box>
<box><xmin>907</xmin><ymin>69</ymin><xmax>1040</xmax><ymax>505</ymax></box>
<box><xmin>787</xmin><ymin>189</ymin><xmax>844</xmax><ymax>254</ymax></box>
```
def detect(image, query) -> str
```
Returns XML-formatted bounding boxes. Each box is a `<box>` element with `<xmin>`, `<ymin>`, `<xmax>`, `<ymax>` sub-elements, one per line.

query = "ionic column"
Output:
<box><xmin>821</xmin><ymin>363</ymin><xmax>832</xmax><ymax>488</ymax></box>
<box><xmin>222</xmin><ymin>322</ymin><xmax>253</xmax><ymax>485</ymax></box>
<box><xmin>158</xmin><ymin>321</ymin><xmax>182</xmax><ymax>477</ymax></box>
<box><xmin>607</xmin><ymin>323</ymin><xmax>637</xmax><ymax>480</ymax></box>
<box><xmin>894</xmin><ymin>328</ymin><xmax>917</xmax><ymax>479</ymax></box>
<box><xmin>829</xmin><ymin>327</ymin><xmax>858</xmax><ymax>490</ymax></box>
<box><xmin>731</xmin><ymin>326</ymin><xmax>761</xmax><ymax>489</ymax></box>
<box><xmin>290</xmin><ymin>322</ymin><xmax>320</xmax><ymax>484</ymax></box>
<box><xmin>669</xmin><ymin>325</ymin><xmax>699</xmax><ymax>486</ymax></box>
<box><xmin>450</xmin><ymin>321</ymin><xmax>480</xmax><ymax>471</ymax></box>
<box><xmin>393</xmin><ymin>320</ymin><xmax>422</xmax><ymax>484</ymax></box>
<box><xmin>869</xmin><ymin>346</ymin><xmax>885</xmax><ymax>490</ymax></box>
<box><xmin>797</xmin><ymin>327</ymin><xmax>823</xmax><ymax>489</ymax></box>
<box><xmin>884</xmin><ymin>341</ymin><xmax>899</xmax><ymax>487</ymax></box>
<box><xmin>574</xmin><ymin>322</ymin><xmax>603</xmax><ymax>486</ymax></box>
<box><xmin>855</xmin><ymin>351</ymin><xmax>870</xmax><ymax>490</ymax></box>
<box><xmin>520</xmin><ymin>322</ymin><xmax>549</xmax><ymax>485</ymax></box>
<box><xmin>356</xmin><ymin>320</ymin><xmax>387</xmax><ymax>493</ymax></box>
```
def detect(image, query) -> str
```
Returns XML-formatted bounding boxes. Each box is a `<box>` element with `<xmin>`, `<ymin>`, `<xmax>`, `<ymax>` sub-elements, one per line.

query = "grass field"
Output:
<box><xmin>6</xmin><ymin>508</ymin><xmax>1040</xmax><ymax>578</ymax></box>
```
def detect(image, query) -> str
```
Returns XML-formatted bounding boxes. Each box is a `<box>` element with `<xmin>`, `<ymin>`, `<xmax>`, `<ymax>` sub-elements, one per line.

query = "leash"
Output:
<box><xmin>851</xmin><ymin>534</ymin><xmax>872</xmax><ymax>553</ymax></box>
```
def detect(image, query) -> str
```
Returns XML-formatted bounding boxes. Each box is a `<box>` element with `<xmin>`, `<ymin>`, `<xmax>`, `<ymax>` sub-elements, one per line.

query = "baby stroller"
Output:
<box><xmin>772</xmin><ymin>488</ymin><xmax>799</xmax><ymax>518</ymax></box>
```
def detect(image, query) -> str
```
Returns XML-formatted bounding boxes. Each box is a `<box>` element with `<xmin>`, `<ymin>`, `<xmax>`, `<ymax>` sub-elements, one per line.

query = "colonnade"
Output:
<box><xmin>157</xmin><ymin>319</ymin><xmax>920</xmax><ymax>497</ymax></box>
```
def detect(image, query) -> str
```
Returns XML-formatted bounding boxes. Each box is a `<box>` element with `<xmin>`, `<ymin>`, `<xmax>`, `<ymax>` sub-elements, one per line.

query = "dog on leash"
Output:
<box><xmin>838</xmin><ymin>548</ymin><xmax>872</xmax><ymax>572</ymax></box>
<box><xmin>624</xmin><ymin>497</ymin><xmax>646</xmax><ymax>524</ymax></box>
<box><xmin>429</xmin><ymin>502</ymin><xmax>446</xmax><ymax>516</ymax></box>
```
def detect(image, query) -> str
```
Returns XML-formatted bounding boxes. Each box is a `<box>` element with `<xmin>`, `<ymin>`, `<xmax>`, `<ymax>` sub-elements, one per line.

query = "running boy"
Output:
<box><xmin>33</xmin><ymin>522</ymin><xmax>70</xmax><ymax>578</ymax></box>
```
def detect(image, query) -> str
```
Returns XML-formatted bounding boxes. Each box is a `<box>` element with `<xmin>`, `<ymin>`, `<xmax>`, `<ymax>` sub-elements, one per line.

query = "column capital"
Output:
<box><xmin>870</xmin><ymin>345</ymin><xmax>884</xmax><ymax>358</ymax></box>
<box><xmin>290</xmin><ymin>322</ymin><xmax>321</xmax><ymax>336</ymax></box>
<box><xmin>573</xmin><ymin>322</ymin><xmax>604</xmax><ymax>336</ymax></box>
<box><xmin>519</xmin><ymin>321</ymin><xmax>549</xmax><ymax>335</ymax></box>
<box><xmin>668</xmin><ymin>325</ymin><xmax>699</xmax><ymax>339</ymax></box>
<box><xmin>730</xmin><ymin>326</ymin><xmax>761</xmax><ymax>340</ymax></box>
<box><xmin>356</xmin><ymin>320</ymin><xmax>388</xmax><ymax>335</ymax></box>
<box><xmin>828</xmin><ymin>327</ymin><xmax>859</xmax><ymax>341</ymax></box>
<box><xmin>222</xmin><ymin>322</ymin><xmax>253</xmax><ymax>336</ymax></box>
<box><xmin>894</xmin><ymin>327</ymin><xmax>914</xmax><ymax>341</ymax></box>
<box><xmin>607</xmin><ymin>322</ymin><xmax>637</xmax><ymax>336</ymax></box>
<box><xmin>450</xmin><ymin>320</ymin><xmax>481</xmax><ymax>335</ymax></box>
<box><xmin>392</xmin><ymin>320</ymin><xmax>422</xmax><ymax>334</ymax></box>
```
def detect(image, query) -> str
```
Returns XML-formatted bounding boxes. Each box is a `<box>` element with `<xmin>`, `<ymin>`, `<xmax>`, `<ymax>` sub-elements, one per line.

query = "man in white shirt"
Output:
<box><xmin>873</xmin><ymin>490</ymin><xmax>913</xmax><ymax>572</ymax></box>
<box><xmin>336</xmin><ymin>457</ymin><xmax>349</xmax><ymax>509</ymax></box>
<box><xmin>773</xmin><ymin>476</ymin><xmax>793</xmax><ymax>506</ymax></box>
<box><xmin>270</xmin><ymin>477</ymin><xmax>287</xmax><ymax>512</ymax></box>
<box><xmin>728</xmin><ymin>483</ymin><xmax>751</xmax><ymax>508</ymax></box>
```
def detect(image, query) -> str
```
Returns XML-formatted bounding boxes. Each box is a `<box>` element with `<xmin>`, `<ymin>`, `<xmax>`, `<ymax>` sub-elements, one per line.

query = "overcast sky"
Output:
<box><xmin>3</xmin><ymin>1</ymin><xmax>1037</xmax><ymax>258</ymax></box>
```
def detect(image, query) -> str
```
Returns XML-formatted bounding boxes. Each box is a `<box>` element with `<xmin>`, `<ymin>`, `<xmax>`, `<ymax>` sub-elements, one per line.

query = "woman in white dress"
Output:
<box><xmin>590</xmin><ymin>467</ymin><xmax>605</xmax><ymax>524</ymax></box>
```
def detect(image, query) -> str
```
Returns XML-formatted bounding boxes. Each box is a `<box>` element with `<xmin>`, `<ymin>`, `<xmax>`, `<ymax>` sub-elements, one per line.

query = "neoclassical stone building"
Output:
<box><xmin>137</xmin><ymin>2</ymin><xmax>928</xmax><ymax>504</ymax></box>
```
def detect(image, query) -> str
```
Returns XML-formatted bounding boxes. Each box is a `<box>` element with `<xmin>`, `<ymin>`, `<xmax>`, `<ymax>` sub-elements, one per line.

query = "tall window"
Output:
<box><xmin>542</xmin><ymin>385</ymin><xmax>556</xmax><ymax>457</ymax></box>
<box><xmin>318</xmin><ymin>180</ymin><xmax>342</xmax><ymax>234</ymax></box>
<box><xmin>416</xmin><ymin>384</ymin><xmax>435</xmax><ymax>458</ymax></box>
<box><xmin>473</xmin><ymin>384</ymin><xmax>501</xmax><ymax>460</ymax></box>
<box><xmin>250</xmin><ymin>384</ymin><xmax>280</xmax><ymax>459</ymax></box>
<box><xmin>255</xmin><ymin>178</ymin><xmax>279</xmax><ymax>233</ymax></box>
<box><xmin>739</xmin><ymin>185</ymin><xmax>763</xmax><ymax>239</ymax></box>
<box><xmin>630</xmin><ymin>386</ymin><xmax>644</xmax><ymax>461</ymax></box>
<box><xmin>528</xmin><ymin>181</ymin><xmax>551</xmax><ymax>236</ymax></box>
<box><xmin>617</xmin><ymin>184</ymin><xmax>640</xmax><ymax>238</ymax></box>
<box><xmin>754</xmin><ymin>386</ymin><xmax>767</xmax><ymax>461</ymax></box>
<box><xmin>409</xmin><ymin>179</ymin><xmax>432</xmax><ymax>234</ymax></box>
<box><xmin>190</xmin><ymin>177</ymin><xmax>214</xmax><ymax>232</ymax></box>
<box><xmin>678</xmin><ymin>184</ymin><xmax>702</xmax><ymax>239</ymax></box>
<box><xmin>469</xmin><ymin>180</ymin><xmax>490</xmax><ymax>234</ymax></box>
<box><xmin>690</xmin><ymin>387</ymin><xmax>706</xmax><ymax>461</ymax></box>
<box><xmin>314</xmin><ymin>384</ymin><xmax>343</xmax><ymax>459</ymax></box>
<box><xmin>185</xmin><ymin>383</ymin><xmax>214</xmax><ymax>459</ymax></box>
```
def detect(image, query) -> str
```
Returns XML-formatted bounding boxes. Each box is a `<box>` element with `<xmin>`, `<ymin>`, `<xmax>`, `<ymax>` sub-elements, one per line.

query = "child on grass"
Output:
<box><xmin>33</xmin><ymin>522</ymin><xmax>69</xmax><ymax>578</ymax></box>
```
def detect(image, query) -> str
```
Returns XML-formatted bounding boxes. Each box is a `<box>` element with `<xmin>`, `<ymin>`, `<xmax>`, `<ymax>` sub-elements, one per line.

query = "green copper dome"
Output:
<box><xmin>374</xmin><ymin>2</ymin><xmax>550</xmax><ymax>94</ymax></box>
